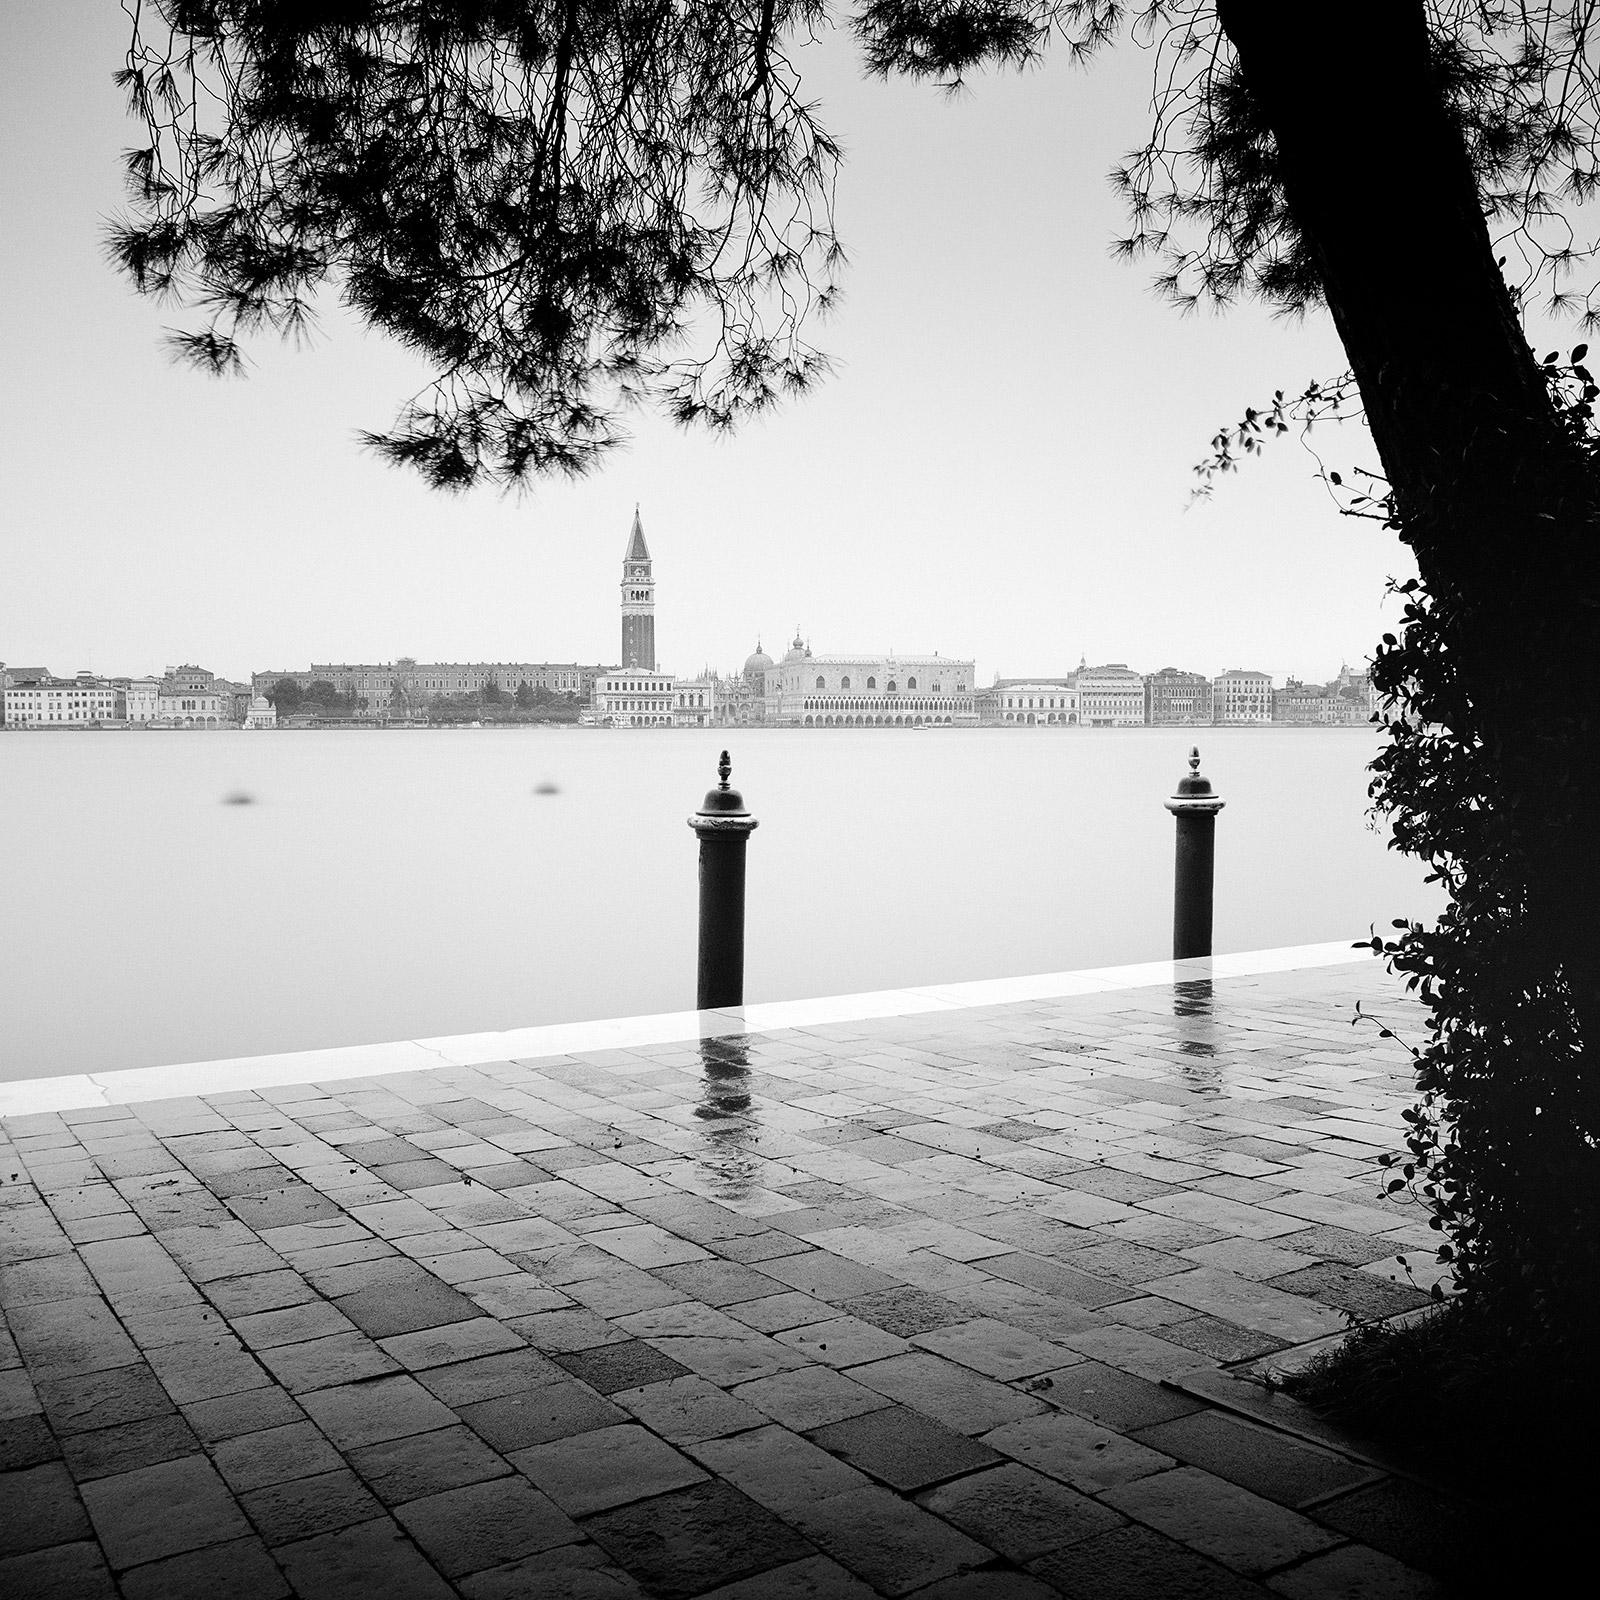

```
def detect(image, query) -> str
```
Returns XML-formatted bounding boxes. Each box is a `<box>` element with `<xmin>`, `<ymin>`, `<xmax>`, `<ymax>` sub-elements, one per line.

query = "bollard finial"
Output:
<box><xmin>694</xmin><ymin>752</ymin><xmax>755</xmax><ymax>822</ymax></box>
<box><xmin>1167</xmin><ymin>744</ymin><xmax>1223</xmax><ymax>810</ymax></box>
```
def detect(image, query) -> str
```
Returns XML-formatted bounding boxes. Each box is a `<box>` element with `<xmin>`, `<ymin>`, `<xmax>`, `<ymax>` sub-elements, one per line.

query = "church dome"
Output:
<box><xmin>781</xmin><ymin>629</ymin><xmax>809</xmax><ymax>663</ymax></box>
<box><xmin>742</xmin><ymin>643</ymin><xmax>774</xmax><ymax>683</ymax></box>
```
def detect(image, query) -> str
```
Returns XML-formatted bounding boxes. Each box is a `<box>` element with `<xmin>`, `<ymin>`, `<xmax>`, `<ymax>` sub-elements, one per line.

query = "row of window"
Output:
<box><xmin>803</xmin><ymin>697</ymin><xmax>965</xmax><ymax>712</ymax></box>
<box><xmin>803</xmin><ymin>714</ymin><xmax>957</xmax><ymax>726</ymax></box>
<box><xmin>809</xmin><ymin>675</ymin><xmax>965</xmax><ymax>693</ymax></box>
<box><xmin>292</xmin><ymin>673</ymin><xmax>584</xmax><ymax>692</ymax></box>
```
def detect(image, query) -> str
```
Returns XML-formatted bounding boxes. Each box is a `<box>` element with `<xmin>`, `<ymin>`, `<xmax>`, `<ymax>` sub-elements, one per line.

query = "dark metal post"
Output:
<box><xmin>688</xmin><ymin>751</ymin><xmax>759</xmax><ymax>1009</ymax></box>
<box><xmin>1164</xmin><ymin>747</ymin><xmax>1226</xmax><ymax>960</ymax></box>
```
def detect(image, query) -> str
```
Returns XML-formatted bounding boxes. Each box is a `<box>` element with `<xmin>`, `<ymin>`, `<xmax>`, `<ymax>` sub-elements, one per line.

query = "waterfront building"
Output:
<box><xmin>251</xmin><ymin>664</ymin><xmax>387</xmax><ymax>707</ymax></box>
<box><xmin>672</xmin><ymin>677</ymin><xmax>716</xmax><ymax>728</ymax></box>
<box><xmin>712</xmin><ymin>644</ymin><xmax>773</xmax><ymax>726</ymax></box>
<box><xmin>1272</xmin><ymin>672</ymin><xmax>1371</xmax><ymax>725</ymax></box>
<box><xmin>252</xmin><ymin>660</ymin><xmax>609</xmax><ymax>716</ymax></box>
<box><xmin>1333</xmin><ymin>662</ymin><xmax>1382</xmax><ymax>720</ymax></box>
<box><xmin>620</xmin><ymin>508</ymin><xmax>656</xmax><ymax>671</ymax></box>
<box><xmin>987</xmin><ymin>677</ymin><xmax>1080</xmax><ymax>725</ymax></box>
<box><xmin>165</xmin><ymin>664</ymin><xmax>216</xmax><ymax>693</ymax></box>
<box><xmin>0</xmin><ymin>665</ymin><xmax>50</xmax><ymax>725</ymax></box>
<box><xmin>113</xmin><ymin>677</ymin><xmax>160</xmax><ymax>723</ymax></box>
<box><xmin>1076</xmin><ymin>663</ymin><xmax>1148</xmax><ymax>727</ymax></box>
<box><xmin>590</xmin><ymin>669</ymin><xmax>678</xmax><ymax>726</ymax></box>
<box><xmin>215</xmin><ymin>679</ymin><xmax>253</xmax><ymax>723</ymax></box>
<box><xmin>148</xmin><ymin>665</ymin><xmax>233</xmax><ymax>727</ymax></box>
<box><xmin>156</xmin><ymin>683</ymin><xmax>228</xmax><ymax>726</ymax></box>
<box><xmin>1145</xmin><ymin>667</ymin><xmax>1213</xmax><ymax>726</ymax></box>
<box><xmin>4</xmin><ymin>676</ymin><xmax>118</xmax><ymax>727</ymax></box>
<box><xmin>764</xmin><ymin>633</ymin><xmax>978</xmax><ymax>727</ymax></box>
<box><xmin>243</xmin><ymin>694</ymin><xmax>278</xmax><ymax>729</ymax></box>
<box><xmin>589</xmin><ymin>511</ymin><xmax>717</xmax><ymax>727</ymax></box>
<box><xmin>1212</xmin><ymin>668</ymin><xmax>1275</xmax><ymax>724</ymax></box>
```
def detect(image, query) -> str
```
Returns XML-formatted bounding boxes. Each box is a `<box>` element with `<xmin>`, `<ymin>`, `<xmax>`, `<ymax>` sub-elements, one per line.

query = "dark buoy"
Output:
<box><xmin>533</xmin><ymin>781</ymin><xmax>560</xmax><ymax>796</ymax></box>
<box><xmin>222</xmin><ymin>790</ymin><xmax>256</xmax><ymax>806</ymax></box>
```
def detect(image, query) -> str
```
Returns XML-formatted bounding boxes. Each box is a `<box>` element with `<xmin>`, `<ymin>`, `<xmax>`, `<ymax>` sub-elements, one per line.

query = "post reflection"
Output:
<box><xmin>1170</xmin><ymin>978</ymin><xmax>1222</xmax><ymax>1092</ymax></box>
<box><xmin>692</xmin><ymin>1035</ymin><xmax>761</xmax><ymax>1198</ymax></box>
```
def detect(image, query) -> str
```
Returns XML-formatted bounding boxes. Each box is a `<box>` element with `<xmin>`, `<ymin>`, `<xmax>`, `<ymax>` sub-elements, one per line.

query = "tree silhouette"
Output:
<box><xmin>112</xmin><ymin>1</ymin><xmax>1600</xmax><ymax>1357</ymax></box>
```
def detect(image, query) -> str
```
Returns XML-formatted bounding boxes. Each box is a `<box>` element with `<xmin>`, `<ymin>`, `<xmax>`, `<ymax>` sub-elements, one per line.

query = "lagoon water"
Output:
<box><xmin>0</xmin><ymin>727</ymin><xmax>1441</xmax><ymax>1082</ymax></box>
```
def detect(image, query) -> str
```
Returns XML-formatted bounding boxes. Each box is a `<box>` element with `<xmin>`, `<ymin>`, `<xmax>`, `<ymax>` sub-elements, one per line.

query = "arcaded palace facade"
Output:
<box><xmin>755</xmin><ymin>634</ymin><xmax>978</xmax><ymax>727</ymax></box>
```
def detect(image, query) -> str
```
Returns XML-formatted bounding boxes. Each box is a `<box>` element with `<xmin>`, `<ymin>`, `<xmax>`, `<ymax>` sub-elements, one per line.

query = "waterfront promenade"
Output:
<box><xmin>1</xmin><ymin>949</ymin><xmax>1485</xmax><ymax>1597</ymax></box>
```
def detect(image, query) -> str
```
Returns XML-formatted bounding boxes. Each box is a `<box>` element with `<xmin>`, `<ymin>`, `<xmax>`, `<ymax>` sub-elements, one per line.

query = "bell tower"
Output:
<box><xmin>620</xmin><ymin>507</ymin><xmax>656</xmax><ymax>670</ymax></box>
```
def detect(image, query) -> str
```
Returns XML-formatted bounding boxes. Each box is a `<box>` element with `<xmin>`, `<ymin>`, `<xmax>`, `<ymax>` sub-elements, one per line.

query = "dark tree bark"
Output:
<box><xmin>1216</xmin><ymin>0</ymin><xmax>1597</xmax><ymax>573</ymax></box>
<box><xmin>1219</xmin><ymin>1</ymin><xmax>1600</xmax><ymax>1331</ymax></box>
<box><xmin>1219</xmin><ymin>0</ymin><xmax>1600</xmax><ymax>1012</ymax></box>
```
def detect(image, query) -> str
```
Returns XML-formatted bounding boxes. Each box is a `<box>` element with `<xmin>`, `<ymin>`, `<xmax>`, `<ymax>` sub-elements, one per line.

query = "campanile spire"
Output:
<box><xmin>620</xmin><ymin>507</ymin><xmax>656</xmax><ymax>670</ymax></box>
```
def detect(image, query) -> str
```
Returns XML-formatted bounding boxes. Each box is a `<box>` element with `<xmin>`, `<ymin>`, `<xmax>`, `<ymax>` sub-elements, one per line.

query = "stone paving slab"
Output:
<box><xmin>0</xmin><ymin>961</ymin><xmax>1479</xmax><ymax>1597</ymax></box>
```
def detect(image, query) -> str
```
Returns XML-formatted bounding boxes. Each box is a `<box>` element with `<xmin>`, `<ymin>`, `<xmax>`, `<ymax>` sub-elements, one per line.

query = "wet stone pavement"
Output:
<box><xmin>0</xmin><ymin>961</ymin><xmax>1473</xmax><ymax>1598</ymax></box>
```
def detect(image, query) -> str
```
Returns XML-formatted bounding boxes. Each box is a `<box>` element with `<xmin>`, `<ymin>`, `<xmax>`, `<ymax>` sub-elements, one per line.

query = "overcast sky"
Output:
<box><xmin>3</xmin><ymin>3</ymin><xmax>1428</xmax><ymax>687</ymax></box>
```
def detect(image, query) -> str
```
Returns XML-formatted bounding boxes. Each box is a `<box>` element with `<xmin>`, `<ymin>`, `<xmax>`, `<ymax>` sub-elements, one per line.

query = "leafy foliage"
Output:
<box><xmin>1189</xmin><ymin>372</ymin><xmax>1377</xmax><ymax>514</ymax></box>
<box><xmin>856</xmin><ymin>3</ymin><xmax>1600</xmax><ymax>317</ymax></box>
<box><xmin>115</xmin><ymin>0</ymin><xmax>843</xmax><ymax>488</ymax></box>
<box><xmin>265</xmin><ymin>675</ymin><xmax>303</xmax><ymax>709</ymax></box>
<box><xmin>116</xmin><ymin>3</ymin><xmax>1600</xmax><ymax>487</ymax></box>
<box><xmin>425</xmin><ymin>684</ymin><xmax>580</xmax><ymax>721</ymax></box>
<box><xmin>1363</xmin><ymin>352</ymin><xmax>1600</xmax><ymax>1353</ymax></box>
<box><xmin>1204</xmin><ymin>346</ymin><xmax>1600</xmax><ymax>1354</ymax></box>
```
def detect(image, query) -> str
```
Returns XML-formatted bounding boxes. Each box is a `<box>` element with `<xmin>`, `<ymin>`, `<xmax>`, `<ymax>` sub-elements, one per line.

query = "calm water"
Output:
<box><xmin>0</xmin><ymin>728</ymin><xmax>1440</xmax><ymax>1081</ymax></box>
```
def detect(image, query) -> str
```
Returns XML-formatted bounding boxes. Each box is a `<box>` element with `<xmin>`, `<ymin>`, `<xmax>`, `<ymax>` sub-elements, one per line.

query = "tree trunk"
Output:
<box><xmin>1216</xmin><ymin>0</ymin><xmax>1593</xmax><ymax>558</ymax></box>
<box><xmin>1216</xmin><ymin>0</ymin><xmax>1600</xmax><ymax>1014</ymax></box>
<box><xmin>1216</xmin><ymin>2</ymin><xmax>1600</xmax><ymax>1330</ymax></box>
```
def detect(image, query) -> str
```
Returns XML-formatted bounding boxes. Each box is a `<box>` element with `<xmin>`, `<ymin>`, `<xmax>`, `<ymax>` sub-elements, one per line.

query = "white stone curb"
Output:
<box><xmin>0</xmin><ymin>940</ymin><xmax>1376</xmax><ymax>1119</ymax></box>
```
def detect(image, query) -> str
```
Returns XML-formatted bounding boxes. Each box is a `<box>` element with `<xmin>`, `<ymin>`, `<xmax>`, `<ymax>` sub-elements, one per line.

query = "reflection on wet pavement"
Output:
<box><xmin>693</xmin><ymin>1035</ymin><xmax>761</xmax><ymax>1199</ymax></box>
<box><xmin>1169</xmin><ymin>976</ymin><xmax>1223</xmax><ymax>1091</ymax></box>
<box><xmin>0</xmin><ymin>959</ymin><xmax>1466</xmax><ymax>1596</ymax></box>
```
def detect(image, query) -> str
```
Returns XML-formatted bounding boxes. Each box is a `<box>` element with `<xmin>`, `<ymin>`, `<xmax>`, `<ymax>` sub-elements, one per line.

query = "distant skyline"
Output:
<box><xmin>3</xmin><ymin>5</ymin><xmax>1520</xmax><ymax>688</ymax></box>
